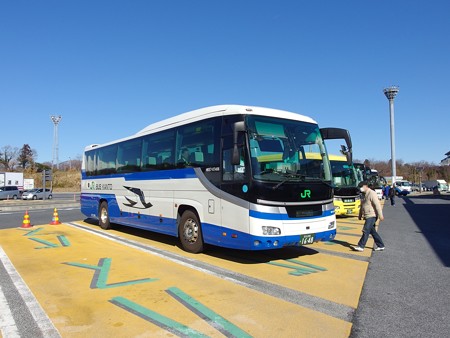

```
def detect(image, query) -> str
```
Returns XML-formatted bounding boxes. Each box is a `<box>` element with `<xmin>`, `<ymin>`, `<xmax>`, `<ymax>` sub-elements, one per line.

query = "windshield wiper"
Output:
<box><xmin>303</xmin><ymin>177</ymin><xmax>334</xmax><ymax>188</ymax></box>
<box><xmin>272</xmin><ymin>173</ymin><xmax>306</xmax><ymax>190</ymax></box>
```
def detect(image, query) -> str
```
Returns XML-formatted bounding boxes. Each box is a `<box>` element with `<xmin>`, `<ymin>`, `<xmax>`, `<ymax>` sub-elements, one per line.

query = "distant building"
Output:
<box><xmin>441</xmin><ymin>151</ymin><xmax>450</xmax><ymax>166</ymax></box>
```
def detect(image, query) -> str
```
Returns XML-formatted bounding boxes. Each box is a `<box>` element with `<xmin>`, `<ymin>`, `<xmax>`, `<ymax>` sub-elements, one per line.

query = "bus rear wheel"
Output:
<box><xmin>178</xmin><ymin>210</ymin><xmax>204</xmax><ymax>253</ymax></box>
<box><xmin>99</xmin><ymin>201</ymin><xmax>111</xmax><ymax>230</ymax></box>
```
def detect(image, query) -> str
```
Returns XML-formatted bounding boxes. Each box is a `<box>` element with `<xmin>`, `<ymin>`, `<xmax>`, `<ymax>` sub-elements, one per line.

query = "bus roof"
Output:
<box><xmin>85</xmin><ymin>105</ymin><xmax>318</xmax><ymax>151</ymax></box>
<box><xmin>136</xmin><ymin>105</ymin><xmax>317</xmax><ymax>135</ymax></box>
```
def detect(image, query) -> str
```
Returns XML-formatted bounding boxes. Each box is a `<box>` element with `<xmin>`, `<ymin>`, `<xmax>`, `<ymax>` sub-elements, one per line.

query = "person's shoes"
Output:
<box><xmin>351</xmin><ymin>246</ymin><xmax>364</xmax><ymax>252</ymax></box>
<box><xmin>374</xmin><ymin>247</ymin><xmax>385</xmax><ymax>251</ymax></box>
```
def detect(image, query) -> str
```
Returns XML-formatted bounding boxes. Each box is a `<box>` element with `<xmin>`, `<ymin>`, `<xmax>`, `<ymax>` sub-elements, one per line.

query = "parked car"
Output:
<box><xmin>0</xmin><ymin>186</ymin><xmax>20</xmax><ymax>200</ymax></box>
<box><xmin>22</xmin><ymin>188</ymin><xmax>53</xmax><ymax>200</ymax></box>
<box><xmin>395</xmin><ymin>187</ymin><xmax>410</xmax><ymax>196</ymax></box>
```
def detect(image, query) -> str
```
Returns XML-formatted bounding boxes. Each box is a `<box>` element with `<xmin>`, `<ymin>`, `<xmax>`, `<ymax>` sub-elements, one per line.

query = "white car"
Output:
<box><xmin>374</xmin><ymin>188</ymin><xmax>383</xmax><ymax>200</ymax></box>
<box><xmin>22</xmin><ymin>188</ymin><xmax>53</xmax><ymax>200</ymax></box>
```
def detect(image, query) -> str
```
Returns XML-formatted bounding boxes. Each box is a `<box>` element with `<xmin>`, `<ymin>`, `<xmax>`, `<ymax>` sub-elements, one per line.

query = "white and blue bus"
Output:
<box><xmin>81</xmin><ymin>105</ymin><xmax>351</xmax><ymax>253</ymax></box>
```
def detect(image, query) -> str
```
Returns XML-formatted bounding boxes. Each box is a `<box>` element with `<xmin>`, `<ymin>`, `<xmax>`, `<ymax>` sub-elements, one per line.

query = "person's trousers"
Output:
<box><xmin>358</xmin><ymin>217</ymin><xmax>385</xmax><ymax>248</ymax></box>
<box><xmin>390</xmin><ymin>196</ymin><xmax>395</xmax><ymax>205</ymax></box>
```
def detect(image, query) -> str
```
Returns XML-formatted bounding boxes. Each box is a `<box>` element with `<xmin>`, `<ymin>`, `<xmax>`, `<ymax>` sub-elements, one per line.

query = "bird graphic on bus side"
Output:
<box><xmin>123</xmin><ymin>186</ymin><xmax>153</xmax><ymax>209</ymax></box>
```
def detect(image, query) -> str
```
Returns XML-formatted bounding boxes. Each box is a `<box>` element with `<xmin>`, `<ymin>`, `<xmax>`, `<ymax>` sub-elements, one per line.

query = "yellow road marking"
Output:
<box><xmin>0</xmin><ymin>224</ymin><xmax>352</xmax><ymax>337</ymax></box>
<box><xmin>72</xmin><ymin>221</ymin><xmax>368</xmax><ymax>309</ymax></box>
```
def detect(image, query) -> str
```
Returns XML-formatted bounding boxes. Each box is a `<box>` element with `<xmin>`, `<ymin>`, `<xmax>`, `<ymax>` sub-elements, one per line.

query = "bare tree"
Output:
<box><xmin>0</xmin><ymin>145</ymin><xmax>19</xmax><ymax>171</ymax></box>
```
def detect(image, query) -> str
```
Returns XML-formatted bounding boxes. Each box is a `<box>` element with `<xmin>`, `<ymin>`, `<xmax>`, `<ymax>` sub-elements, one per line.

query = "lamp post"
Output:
<box><xmin>50</xmin><ymin>115</ymin><xmax>62</xmax><ymax>169</ymax></box>
<box><xmin>416</xmin><ymin>166</ymin><xmax>424</xmax><ymax>193</ymax></box>
<box><xmin>383</xmin><ymin>86</ymin><xmax>399</xmax><ymax>185</ymax></box>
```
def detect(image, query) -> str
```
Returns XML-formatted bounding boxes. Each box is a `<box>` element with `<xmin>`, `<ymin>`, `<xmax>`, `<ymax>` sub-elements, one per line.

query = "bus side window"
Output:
<box><xmin>117</xmin><ymin>138</ymin><xmax>142</xmax><ymax>173</ymax></box>
<box><xmin>142</xmin><ymin>130</ymin><xmax>175</xmax><ymax>171</ymax></box>
<box><xmin>176</xmin><ymin>118</ymin><xmax>220</xmax><ymax>169</ymax></box>
<box><xmin>222</xmin><ymin>147</ymin><xmax>246</xmax><ymax>181</ymax></box>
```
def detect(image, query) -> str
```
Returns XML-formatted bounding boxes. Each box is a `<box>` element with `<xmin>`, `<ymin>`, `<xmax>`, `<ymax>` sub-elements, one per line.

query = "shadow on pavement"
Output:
<box><xmin>83</xmin><ymin>218</ymin><xmax>320</xmax><ymax>264</ymax></box>
<box><xmin>403</xmin><ymin>195</ymin><xmax>450</xmax><ymax>267</ymax></box>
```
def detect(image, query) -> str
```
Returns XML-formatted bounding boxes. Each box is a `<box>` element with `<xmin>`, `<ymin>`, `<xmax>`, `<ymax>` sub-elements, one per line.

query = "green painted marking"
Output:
<box><xmin>29</xmin><ymin>237</ymin><xmax>59</xmax><ymax>249</ymax></box>
<box><xmin>324</xmin><ymin>241</ymin><xmax>337</xmax><ymax>245</ymax></box>
<box><xmin>57</xmin><ymin>235</ymin><xmax>70</xmax><ymax>247</ymax></box>
<box><xmin>268</xmin><ymin>259</ymin><xmax>327</xmax><ymax>276</ymax></box>
<box><xmin>267</xmin><ymin>261</ymin><xmax>317</xmax><ymax>276</ymax></box>
<box><xmin>338</xmin><ymin>226</ymin><xmax>356</xmax><ymax>230</ymax></box>
<box><xmin>63</xmin><ymin>258</ymin><xmax>157</xmax><ymax>289</ymax></box>
<box><xmin>286</xmin><ymin>259</ymin><xmax>327</xmax><ymax>271</ymax></box>
<box><xmin>167</xmin><ymin>287</ymin><xmax>252</xmax><ymax>338</ymax></box>
<box><xmin>110</xmin><ymin>296</ymin><xmax>208</xmax><ymax>338</ymax></box>
<box><xmin>23</xmin><ymin>228</ymin><xmax>43</xmax><ymax>237</ymax></box>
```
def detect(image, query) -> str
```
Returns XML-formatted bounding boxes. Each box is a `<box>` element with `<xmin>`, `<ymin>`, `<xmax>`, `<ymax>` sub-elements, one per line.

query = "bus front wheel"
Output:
<box><xmin>99</xmin><ymin>201</ymin><xmax>111</xmax><ymax>230</ymax></box>
<box><xmin>178</xmin><ymin>210</ymin><xmax>204</xmax><ymax>253</ymax></box>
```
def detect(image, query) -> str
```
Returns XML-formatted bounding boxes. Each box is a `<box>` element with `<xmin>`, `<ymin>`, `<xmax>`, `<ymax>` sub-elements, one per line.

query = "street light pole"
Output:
<box><xmin>50</xmin><ymin>115</ymin><xmax>62</xmax><ymax>169</ymax></box>
<box><xmin>383</xmin><ymin>86</ymin><xmax>399</xmax><ymax>185</ymax></box>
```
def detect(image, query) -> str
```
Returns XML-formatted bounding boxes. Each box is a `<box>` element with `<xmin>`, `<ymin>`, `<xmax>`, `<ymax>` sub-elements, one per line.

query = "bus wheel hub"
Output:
<box><xmin>183</xmin><ymin>219</ymin><xmax>198</xmax><ymax>243</ymax></box>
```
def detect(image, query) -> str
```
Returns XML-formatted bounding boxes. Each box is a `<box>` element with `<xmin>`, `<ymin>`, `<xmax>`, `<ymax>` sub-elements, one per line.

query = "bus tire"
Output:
<box><xmin>99</xmin><ymin>201</ymin><xmax>111</xmax><ymax>230</ymax></box>
<box><xmin>178</xmin><ymin>210</ymin><xmax>204</xmax><ymax>253</ymax></box>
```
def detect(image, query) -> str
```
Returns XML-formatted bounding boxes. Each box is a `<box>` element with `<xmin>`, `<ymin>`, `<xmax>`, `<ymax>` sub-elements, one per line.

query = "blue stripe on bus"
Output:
<box><xmin>249</xmin><ymin>209</ymin><xmax>335</xmax><ymax>221</ymax></box>
<box><xmin>81</xmin><ymin>168</ymin><xmax>197</xmax><ymax>181</ymax></box>
<box><xmin>202</xmin><ymin>223</ymin><xmax>336</xmax><ymax>250</ymax></box>
<box><xmin>81</xmin><ymin>193</ymin><xmax>336</xmax><ymax>250</ymax></box>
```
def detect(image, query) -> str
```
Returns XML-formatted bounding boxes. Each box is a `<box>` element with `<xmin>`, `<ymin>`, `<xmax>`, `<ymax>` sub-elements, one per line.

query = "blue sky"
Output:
<box><xmin>1</xmin><ymin>1</ymin><xmax>449</xmax><ymax>164</ymax></box>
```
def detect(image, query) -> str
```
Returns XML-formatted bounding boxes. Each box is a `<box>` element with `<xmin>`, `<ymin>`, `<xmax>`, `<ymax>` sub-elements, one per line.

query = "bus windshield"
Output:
<box><xmin>246</xmin><ymin>116</ymin><xmax>332</xmax><ymax>183</ymax></box>
<box><xmin>330</xmin><ymin>160</ymin><xmax>359</xmax><ymax>188</ymax></box>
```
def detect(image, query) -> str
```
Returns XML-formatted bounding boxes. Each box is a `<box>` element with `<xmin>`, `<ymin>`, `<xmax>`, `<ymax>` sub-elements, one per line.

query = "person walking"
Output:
<box><xmin>388</xmin><ymin>183</ymin><xmax>396</xmax><ymax>206</ymax></box>
<box><xmin>352</xmin><ymin>181</ymin><xmax>385</xmax><ymax>252</ymax></box>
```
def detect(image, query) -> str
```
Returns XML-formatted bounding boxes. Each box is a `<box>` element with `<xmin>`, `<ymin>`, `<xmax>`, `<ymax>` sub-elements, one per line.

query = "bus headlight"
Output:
<box><xmin>328</xmin><ymin>221</ymin><xmax>335</xmax><ymax>229</ymax></box>
<box><xmin>262</xmin><ymin>226</ymin><xmax>281</xmax><ymax>236</ymax></box>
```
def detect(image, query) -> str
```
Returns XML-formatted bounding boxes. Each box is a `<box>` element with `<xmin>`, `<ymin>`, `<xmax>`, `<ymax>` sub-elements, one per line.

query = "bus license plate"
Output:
<box><xmin>300</xmin><ymin>234</ymin><xmax>315</xmax><ymax>245</ymax></box>
<box><xmin>346</xmin><ymin>209</ymin><xmax>353</xmax><ymax>214</ymax></box>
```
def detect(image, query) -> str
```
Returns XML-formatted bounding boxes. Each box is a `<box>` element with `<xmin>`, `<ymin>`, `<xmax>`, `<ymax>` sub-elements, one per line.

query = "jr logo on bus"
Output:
<box><xmin>300</xmin><ymin>189</ymin><xmax>311</xmax><ymax>199</ymax></box>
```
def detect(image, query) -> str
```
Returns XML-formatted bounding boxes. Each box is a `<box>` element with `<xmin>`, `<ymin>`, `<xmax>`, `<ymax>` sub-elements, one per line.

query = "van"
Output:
<box><xmin>0</xmin><ymin>186</ymin><xmax>20</xmax><ymax>200</ymax></box>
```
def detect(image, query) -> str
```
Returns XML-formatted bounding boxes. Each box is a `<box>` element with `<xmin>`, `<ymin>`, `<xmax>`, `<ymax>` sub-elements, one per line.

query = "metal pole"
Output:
<box><xmin>384</xmin><ymin>86</ymin><xmax>399</xmax><ymax>185</ymax></box>
<box><xmin>389</xmin><ymin>97</ymin><xmax>396</xmax><ymax>183</ymax></box>
<box><xmin>50</xmin><ymin>115</ymin><xmax>62</xmax><ymax>170</ymax></box>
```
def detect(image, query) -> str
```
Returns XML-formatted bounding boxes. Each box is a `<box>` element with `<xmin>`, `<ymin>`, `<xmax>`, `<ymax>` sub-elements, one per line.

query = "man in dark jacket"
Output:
<box><xmin>388</xmin><ymin>183</ymin><xmax>396</xmax><ymax>206</ymax></box>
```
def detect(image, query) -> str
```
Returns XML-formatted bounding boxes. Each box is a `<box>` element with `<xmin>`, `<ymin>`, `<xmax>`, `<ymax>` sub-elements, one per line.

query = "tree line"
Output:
<box><xmin>359</xmin><ymin>158</ymin><xmax>450</xmax><ymax>183</ymax></box>
<box><xmin>0</xmin><ymin>144</ymin><xmax>82</xmax><ymax>172</ymax></box>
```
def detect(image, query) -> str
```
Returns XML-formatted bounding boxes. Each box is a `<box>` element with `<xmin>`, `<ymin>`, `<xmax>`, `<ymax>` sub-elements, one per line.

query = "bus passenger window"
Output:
<box><xmin>222</xmin><ymin>148</ymin><xmax>246</xmax><ymax>181</ymax></box>
<box><xmin>117</xmin><ymin>139</ymin><xmax>142</xmax><ymax>172</ymax></box>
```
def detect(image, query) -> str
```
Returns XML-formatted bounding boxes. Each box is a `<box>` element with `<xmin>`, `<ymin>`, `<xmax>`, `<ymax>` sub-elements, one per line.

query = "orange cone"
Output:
<box><xmin>49</xmin><ymin>208</ymin><xmax>61</xmax><ymax>225</ymax></box>
<box><xmin>21</xmin><ymin>210</ymin><xmax>32</xmax><ymax>228</ymax></box>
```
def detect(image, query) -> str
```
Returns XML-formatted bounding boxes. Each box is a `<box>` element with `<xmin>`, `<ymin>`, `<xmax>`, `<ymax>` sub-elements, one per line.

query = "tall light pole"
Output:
<box><xmin>383</xmin><ymin>86</ymin><xmax>399</xmax><ymax>185</ymax></box>
<box><xmin>51</xmin><ymin>115</ymin><xmax>62</xmax><ymax>169</ymax></box>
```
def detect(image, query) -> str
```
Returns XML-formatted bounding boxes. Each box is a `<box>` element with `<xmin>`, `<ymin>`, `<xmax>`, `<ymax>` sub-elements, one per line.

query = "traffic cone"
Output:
<box><xmin>49</xmin><ymin>208</ymin><xmax>61</xmax><ymax>225</ymax></box>
<box><xmin>21</xmin><ymin>210</ymin><xmax>32</xmax><ymax>228</ymax></box>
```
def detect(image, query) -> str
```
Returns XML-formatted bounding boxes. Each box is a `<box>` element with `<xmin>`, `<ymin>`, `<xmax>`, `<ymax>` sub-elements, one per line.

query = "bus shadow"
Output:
<box><xmin>83</xmin><ymin>218</ymin><xmax>182</xmax><ymax>249</ymax></box>
<box><xmin>403</xmin><ymin>195</ymin><xmax>450</xmax><ymax>267</ymax></box>
<box><xmin>203</xmin><ymin>245</ymin><xmax>320</xmax><ymax>265</ymax></box>
<box><xmin>84</xmin><ymin>218</ymin><xmax>321</xmax><ymax>264</ymax></box>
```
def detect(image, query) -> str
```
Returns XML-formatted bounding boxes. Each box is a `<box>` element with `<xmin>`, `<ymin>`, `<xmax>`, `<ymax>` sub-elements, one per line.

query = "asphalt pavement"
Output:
<box><xmin>0</xmin><ymin>192</ymin><xmax>83</xmax><ymax>229</ymax></box>
<box><xmin>351</xmin><ymin>194</ymin><xmax>450</xmax><ymax>337</ymax></box>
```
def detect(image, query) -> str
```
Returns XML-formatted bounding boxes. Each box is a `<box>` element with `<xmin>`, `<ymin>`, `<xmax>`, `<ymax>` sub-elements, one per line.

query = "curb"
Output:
<box><xmin>0</xmin><ymin>202</ymin><xmax>80</xmax><ymax>212</ymax></box>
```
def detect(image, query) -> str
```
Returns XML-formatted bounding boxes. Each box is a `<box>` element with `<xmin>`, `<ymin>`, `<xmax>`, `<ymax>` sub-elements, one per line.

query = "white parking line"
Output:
<box><xmin>0</xmin><ymin>282</ymin><xmax>20</xmax><ymax>338</ymax></box>
<box><xmin>0</xmin><ymin>246</ymin><xmax>60</xmax><ymax>337</ymax></box>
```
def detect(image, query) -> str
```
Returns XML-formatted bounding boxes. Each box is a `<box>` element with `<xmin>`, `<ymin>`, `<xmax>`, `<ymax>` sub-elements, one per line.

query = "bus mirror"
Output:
<box><xmin>232</xmin><ymin>146</ymin><xmax>240</xmax><ymax>165</ymax></box>
<box><xmin>320</xmin><ymin>127</ymin><xmax>353</xmax><ymax>164</ymax></box>
<box><xmin>340</xmin><ymin>145</ymin><xmax>353</xmax><ymax>165</ymax></box>
<box><xmin>346</xmin><ymin>152</ymin><xmax>352</xmax><ymax>165</ymax></box>
<box><xmin>232</xmin><ymin>121</ymin><xmax>246</xmax><ymax>165</ymax></box>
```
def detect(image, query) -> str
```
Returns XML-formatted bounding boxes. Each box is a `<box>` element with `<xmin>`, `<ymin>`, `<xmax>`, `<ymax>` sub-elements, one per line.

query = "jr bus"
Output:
<box><xmin>329</xmin><ymin>155</ymin><xmax>361</xmax><ymax>216</ymax></box>
<box><xmin>302</xmin><ymin>153</ymin><xmax>360</xmax><ymax>216</ymax></box>
<box><xmin>81</xmin><ymin>105</ymin><xmax>351</xmax><ymax>253</ymax></box>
